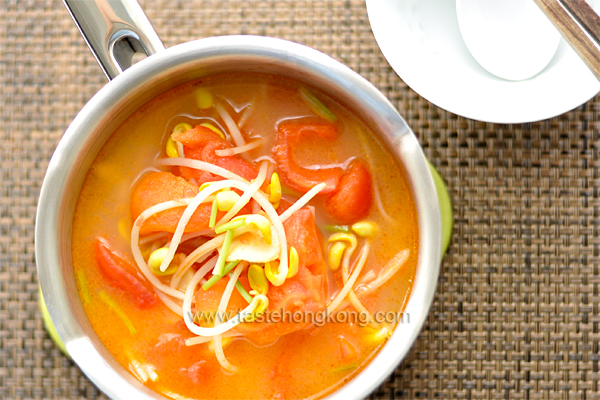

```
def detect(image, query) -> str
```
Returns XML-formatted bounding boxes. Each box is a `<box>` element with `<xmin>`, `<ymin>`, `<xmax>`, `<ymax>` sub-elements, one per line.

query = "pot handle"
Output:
<box><xmin>62</xmin><ymin>0</ymin><xmax>165</xmax><ymax>80</ymax></box>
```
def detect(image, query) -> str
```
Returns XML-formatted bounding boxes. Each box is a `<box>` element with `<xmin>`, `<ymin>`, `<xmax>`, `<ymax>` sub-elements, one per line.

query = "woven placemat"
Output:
<box><xmin>2</xmin><ymin>0</ymin><xmax>600</xmax><ymax>399</ymax></box>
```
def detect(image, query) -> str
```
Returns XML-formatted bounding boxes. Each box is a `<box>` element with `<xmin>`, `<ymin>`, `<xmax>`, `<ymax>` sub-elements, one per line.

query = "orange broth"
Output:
<box><xmin>72</xmin><ymin>75</ymin><xmax>418</xmax><ymax>400</ymax></box>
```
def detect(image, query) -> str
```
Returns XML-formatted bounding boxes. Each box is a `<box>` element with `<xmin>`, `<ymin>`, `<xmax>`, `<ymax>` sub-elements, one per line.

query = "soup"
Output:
<box><xmin>72</xmin><ymin>75</ymin><xmax>418</xmax><ymax>399</ymax></box>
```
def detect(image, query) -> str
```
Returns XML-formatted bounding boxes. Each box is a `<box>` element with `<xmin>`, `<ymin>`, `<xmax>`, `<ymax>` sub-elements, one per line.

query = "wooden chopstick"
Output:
<box><xmin>533</xmin><ymin>0</ymin><xmax>600</xmax><ymax>82</ymax></box>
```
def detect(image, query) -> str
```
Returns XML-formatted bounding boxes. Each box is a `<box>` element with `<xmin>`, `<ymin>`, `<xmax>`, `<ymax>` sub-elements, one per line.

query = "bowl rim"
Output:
<box><xmin>35</xmin><ymin>34</ymin><xmax>442</xmax><ymax>400</ymax></box>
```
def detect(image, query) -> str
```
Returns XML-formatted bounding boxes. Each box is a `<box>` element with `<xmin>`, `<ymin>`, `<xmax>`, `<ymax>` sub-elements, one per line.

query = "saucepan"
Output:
<box><xmin>35</xmin><ymin>0</ymin><xmax>442</xmax><ymax>399</ymax></box>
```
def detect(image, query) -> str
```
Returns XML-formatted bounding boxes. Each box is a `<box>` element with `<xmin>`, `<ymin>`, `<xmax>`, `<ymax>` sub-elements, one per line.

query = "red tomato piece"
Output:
<box><xmin>173</xmin><ymin>126</ymin><xmax>223</xmax><ymax>184</ymax></box>
<box><xmin>94</xmin><ymin>237</ymin><xmax>157</xmax><ymax>308</ymax></box>
<box><xmin>130</xmin><ymin>171</ymin><xmax>214</xmax><ymax>235</ymax></box>
<box><xmin>275</xmin><ymin>198</ymin><xmax>293</xmax><ymax>215</ymax></box>
<box><xmin>172</xmin><ymin>125</ymin><xmax>220</xmax><ymax>148</ymax></box>
<box><xmin>192</xmin><ymin>209</ymin><xmax>327</xmax><ymax>345</ymax></box>
<box><xmin>201</xmin><ymin>141</ymin><xmax>259</xmax><ymax>182</ymax></box>
<box><xmin>193</xmin><ymin>276</ymin><xmax>250</xmax><ymax>320</ymax></box>
<box><xmin>172</xmin><ymin>125</ymin><xmax>258</xmax><ymax>183</ymax></box>
<box><xmin>282</xmin><ymin>208</ymin><xmax>325</xmax><ymax>276</ymax></box>
<box><xmin>272</xmin><ymin>122</ymin><xmax>343</xmax><ymax>194</ymax></box>
<box><xmin>325</xmin><ymin>160</ymin><xmax>373</xmax><ymax>224</ymax></box>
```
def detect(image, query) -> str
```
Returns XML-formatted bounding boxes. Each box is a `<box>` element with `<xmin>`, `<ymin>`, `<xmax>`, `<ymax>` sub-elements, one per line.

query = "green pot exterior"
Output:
<box><xmin>428</xmin><ymin>163</ymin><xmax>453</xmax><ymax>257</ymax></box>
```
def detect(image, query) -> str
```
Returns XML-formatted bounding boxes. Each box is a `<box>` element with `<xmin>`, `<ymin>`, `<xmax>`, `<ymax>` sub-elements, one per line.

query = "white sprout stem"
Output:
<box><xmin>192</xmin><ymin>258</ymin><xmax>218</xmax><ymax>289</ymax></box>
<box><xmin>216</xmin><ymin>161</ymin><xmax>268</xmax><ymax>226</ymax></box>
<box><xmin>254</xmin><ymin>155</ymin><xmax>276</xmax><ymax>167</ymax></box>
<box><xmin>156</xmin><ymin>157</ymin><xmax>287</xmax><ymax>284</ymax></box>
<box><xmin>338</xmin><ymin>249</ymin><xmax>409</xmax><ymax>312</ymax></box>
<box><xmin>233</xmin><ymin>183</ymin><xmax>288</xmax><ymax>285</ymax></box>
<box><xmin>166</xmin><ymin>229</ymin><xmax>215</xmax><ymax>249</ymax></box>
<box><xmin>372</xmin><ymin>178</ymin><xmax>395</xmax><ymax>223</ymax></box>
<box><xmin>139</xmin><ymin>232</ymin><xmax>170</xmax><ymax>246</ymax></box>
<box><xmin>342</xmin><ymin>263</ymin><xmax>374</xmax><ymax>324</ymax></box>
<box><xmin>170</xmin><ymin>226</ymin><xmax>252</xmax><ymax>289</ymax></box>
<box><xmin>341</xmin><ymin>240</ymin><xmax>358</xmax><ymax>283</ymax></box>
<box><xmin>158</xmin><ymin>180</ymin><xmax>239</xmax><ymax>273</ymax></box>
<box><xmin>131</xmin><ymin>199</ymin><xmax>195</xmax><ymax>299</ymax></box>
<box><xmin>326</xmin><ymin>243</ymin><xmax>370</xmax><ymax>314</ymax></box>
<box><xmin>176</xmin><ymin>141</ymin><xmax>186</xmax><ymax>158</ymax></box>
<box><xmin>348</xmin><ymin>291</ymin><xmax>373</xmax><ymax>320</ymax></box>
<box><xmin>171</xmin><ymin>254</ymin><xmax>217</xmax><ymax>291</ymax></box>
<box><xmin>214</xmin><ymin>139</ymin><xmax>262</xmax><ymax>157</ymax></box>
<box><xmin>217</xmin><ymin>263</ymin><xmax>245</xmax><ymax>322</ymax></box>
<box><xmin>157</xmin><ymin>158</ymin><xmax>249</xmax><ymax>183</ymax></box>
<box><xmin>356</xmin><ymin>132</ymin><xmax>394</xmax><ymax>223</ymax></box>
<box><xmin>215</xmin><ymin>102</ymin><xmax>246</xmax><ymax>147</ymax></box>
<box><xmin>279</xmin><ymin>183</ymin><xmax>326</xmax><ymax>223</ymax></box>
<box><xmin>214</xmin><ymin>263</ymin><xmax>245</xmax><ymax>372</ymax></box>
<box><xmin>213</xmin><ymin>332</ymin><xmax>231</xmax><ymax>372</ymax></box>
<box><xmin>178</xmin><ymin>259</ymin><xmax>216</xmax><ymax>314</ymax></box>
<box><xmin>238</xmin><ymin>106</ymin><xmax>252</xmax><ymax>128</ymax></box>
<box><xmin>158</xmin><ymin>157</ymin><xmax>271</xmax><ymax>202</ymax></box>
<box><xmin>185</xmin><ymin>332</ymin><xmax>242</xmax><ymax>347</ymax></box>
<box><xmin>155</xmin><ymin>290</ymin><xmax>183</xmax><ymax>317</ymax></box>
<box><xmin>238</xmin><ymin>92</ymin><xmax>259</xmax><ymax>128</ymax></box>
<box><xmin>178</xmin><ymin>237</ymin><xmax>224</xmax><ymax>277</ymax></box>
<box><xmin>170</xmin><ymin>252</ymin><xmax>216</xmax><ymax>290</ymax></box>
<box><xmin>204</xmin><ymin>179</ymin><xmax>287</xmax><ymax>283</ymax></box>
<box><xmin>356</xmin><ymin>270</ymin><xmax>376</xmax><ymax>286</ymax></box>
<box><xmin>355</xmin><ymin>249</ymin><xmax>409</xmax><ymax>297</ymax></box>
<box><xmin>177</xmin><ymin>259</ymin><xmax>219</xmax><ymax>325</ymax></box>
<box><xmin>182</xmin><ymin>266</ymin><xmax>266</xmax><ymax>336</ymax></box>
<box><xmin>265</xmin><ymin>162</ymin><xmax>276</xmax><ymax>181</ymax></box>
<box><xmin>339</xmin><ymin>239</ymin><xmax>373</xmax><ymax>322</ymax></box>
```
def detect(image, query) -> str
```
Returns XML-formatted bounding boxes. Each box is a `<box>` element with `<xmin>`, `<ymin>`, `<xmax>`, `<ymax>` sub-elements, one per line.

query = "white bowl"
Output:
<box><xmin>366</xmin><ymin>0</ymin><xmax>600</xmax><ymax>124</ymax></box>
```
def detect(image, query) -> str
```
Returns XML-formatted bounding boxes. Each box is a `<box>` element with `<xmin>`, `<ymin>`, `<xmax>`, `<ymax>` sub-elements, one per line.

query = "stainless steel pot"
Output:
<box><xmin>35</xmin><ymin>1</ymin><xmax>442</xmax><ymax>399</ymax></box>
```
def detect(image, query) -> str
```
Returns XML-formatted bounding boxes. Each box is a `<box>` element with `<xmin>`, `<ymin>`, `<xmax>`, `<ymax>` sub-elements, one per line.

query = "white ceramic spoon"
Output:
<box><xmin>456</xmin><ymin>0</ymin><xmax>561</xmax><ymax>81</ymax></box>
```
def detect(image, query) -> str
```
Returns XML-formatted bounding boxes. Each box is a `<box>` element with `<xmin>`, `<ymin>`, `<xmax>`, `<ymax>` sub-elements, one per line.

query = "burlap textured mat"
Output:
<box><xmin>2</xmin><ymin>0</ymin><xmax>600</xmax><ymax>399</ymax></box>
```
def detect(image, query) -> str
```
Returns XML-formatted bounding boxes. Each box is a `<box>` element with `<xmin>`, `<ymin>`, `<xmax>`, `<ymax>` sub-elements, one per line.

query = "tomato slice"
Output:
<box><xmin>193</xmin><ymin>276</ymin><xmax>250</xmax><ymax>321</ymax></box>
<box><xmin>193</xmin><ymin>208</ymin><xmax>327</xmax><ymax>345</ymax></box>
<box><xmin>325</xmin><ymin>160</ymin><xmax>373</xmax><ymax>224</ymax></box>
<box><xmin>272</xmin><ymin>122</ymin><xmax>343</xmax><ymax>194</ymax></box>
<box><xmin>201</xmin><ymin>141</ymin><xmax>259</xmax><ymax>182</ymax></box>
<box><xmin>172</xmin><ymin>125</ymin><xmax>258</xmax><ymax>183</ymax></box>
<box><xmin>282</xmin><ymin>208</ymin><xmax>325</xmax><ymax>275</ymax></box>
<box><xmin>130</xmin><ymin>171</ymin><xmax>214</xmax><ymax>235</ymax></box>
<box><xmin>94</xmin><ymin>237</ymin><xmax>157</xmax><ymax>308</ymax></box>
<box><xmin>172</xmin><ymin>125</ymin><xmax>221</xmax><ymax>148</ymax></box>
<box><xmin>275</xmin><ymin>198</ymin><xmax>293</xmax><ymax>215</ymax></box>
